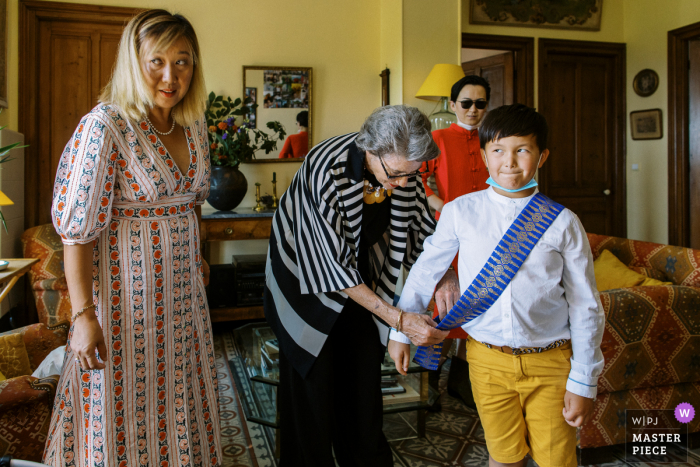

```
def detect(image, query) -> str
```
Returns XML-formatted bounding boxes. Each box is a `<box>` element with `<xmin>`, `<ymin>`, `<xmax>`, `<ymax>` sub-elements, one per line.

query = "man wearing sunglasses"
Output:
<box><xmin>421</xmin><ymin>75</ymin><xmax>491</xmax><ymax>410</ymax></box>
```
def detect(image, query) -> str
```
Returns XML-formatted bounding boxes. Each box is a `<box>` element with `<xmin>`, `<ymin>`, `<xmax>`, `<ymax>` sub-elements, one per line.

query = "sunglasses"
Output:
<box><xmin>458</xmin><ymin>99</ymin><xmax>488</xmax><ymax>110</ymax></box>
<box><xmin>378</xmin><ymin>155</ymin><xmax>429</xmax><ymax>180</ymax></box>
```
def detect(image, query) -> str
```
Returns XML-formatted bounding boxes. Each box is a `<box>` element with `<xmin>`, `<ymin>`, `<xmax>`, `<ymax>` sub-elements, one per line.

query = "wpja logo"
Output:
<box><xmin>625</xmin><ymin>406</ymin><xmax>692</xmax><ymax>462</ymax></box>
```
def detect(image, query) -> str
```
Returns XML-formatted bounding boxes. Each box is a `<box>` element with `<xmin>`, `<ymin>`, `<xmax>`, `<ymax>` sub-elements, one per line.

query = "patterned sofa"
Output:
<box><xmin>21</xmin><ymin>224</ymin><xmax>72</xmax><ymax>325</ymax></box>
<box><xmin>0</xmin><ymin>321</ymin><xmax>69</xmax><ymax>462</ymax></box>
<box><xmin>579</xmin><ymin>234</ymin><xmax>700</xmax><ymax>461</ymax></box>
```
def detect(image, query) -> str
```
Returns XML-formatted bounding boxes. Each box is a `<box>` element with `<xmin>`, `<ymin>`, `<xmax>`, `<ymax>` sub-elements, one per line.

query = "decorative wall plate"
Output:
<box><xmin>633</xmin><ymin>69</ymin><xmax>659</xmax><ymax>97</ymax></box>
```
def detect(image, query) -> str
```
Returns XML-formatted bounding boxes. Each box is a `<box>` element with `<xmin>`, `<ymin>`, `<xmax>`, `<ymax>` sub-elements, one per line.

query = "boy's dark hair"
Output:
<box><xmin>450</xmin><ymin>75</ymin><xmax>491</xmax><ymax>102</ymax></box>
<box><xmin>297</xmin><ymin>110</ymin><xmax>309</xmax><ymax>127</ymax></box>
<box><xmin>479</xmin><ymin>104</ymin><xmax>548</xmax><ymax>151</ymax></box>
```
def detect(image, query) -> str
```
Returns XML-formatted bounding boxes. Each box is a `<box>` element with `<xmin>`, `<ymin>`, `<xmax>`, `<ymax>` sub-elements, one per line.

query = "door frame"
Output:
<box><xmin>668</xmin><ymin>21</ymin><xmax>700</xmax><ymax>247</ymax></box>
<box><xmin>461</xmin><ymin>33</ymin><xmax>535</xmax><ymax>107</ymax></box>
<box><xmin>19</xmin><ymin>0</ymin><xmax>139</xmax><ymax>228</ymax></box>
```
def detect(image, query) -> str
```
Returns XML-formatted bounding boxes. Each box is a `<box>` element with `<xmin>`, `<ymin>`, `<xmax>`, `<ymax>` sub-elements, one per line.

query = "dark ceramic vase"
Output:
<box><xmin>208</xmin><ymin>165</ymin><xmax>248</xmax><ymax>211</ymax></box>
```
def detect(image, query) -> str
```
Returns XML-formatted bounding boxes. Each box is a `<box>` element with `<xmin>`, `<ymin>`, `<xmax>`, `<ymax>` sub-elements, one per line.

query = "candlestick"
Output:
<box><xmin>273</xmin><ymin>171</ymin><xmax>276</xmax><ymax>183</ymax></box>
<box><xmin>253</xmin><ymin>182</ymin><xmax>265</xmax><ymax>212</ymax></box>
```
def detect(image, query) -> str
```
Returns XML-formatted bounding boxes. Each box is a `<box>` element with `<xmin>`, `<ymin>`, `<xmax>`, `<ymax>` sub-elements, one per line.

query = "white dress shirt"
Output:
<box><xmin>390</xmin><ymin>187</ymin><xmax>606</xmax><ymax>398</ymax></box>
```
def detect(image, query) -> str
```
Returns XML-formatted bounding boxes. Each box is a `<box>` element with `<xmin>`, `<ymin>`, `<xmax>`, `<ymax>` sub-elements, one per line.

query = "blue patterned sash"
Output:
<box><xmin>413</xmin><ymin>193</ymin><xmax>564</xmax><ymax>370</ymax></box>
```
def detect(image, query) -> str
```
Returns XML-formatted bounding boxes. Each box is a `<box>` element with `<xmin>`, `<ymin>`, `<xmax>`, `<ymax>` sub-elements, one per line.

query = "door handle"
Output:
<box><xmin>603</xmin><ymin>189</ymin><xmax>611</xmax><ymax>196</ymax></box>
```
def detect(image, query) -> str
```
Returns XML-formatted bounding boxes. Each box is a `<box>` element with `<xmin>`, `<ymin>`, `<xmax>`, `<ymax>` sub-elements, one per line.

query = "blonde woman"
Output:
<box><xmin>45</xmin><ymin>10</ymin><xmax>220</xmax><ymax>467</ymax></box>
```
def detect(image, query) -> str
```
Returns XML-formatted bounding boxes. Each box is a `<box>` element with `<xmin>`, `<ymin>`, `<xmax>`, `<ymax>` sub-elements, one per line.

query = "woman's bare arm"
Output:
<box><xmin>64</xmin><ymin>242</ymin><xmax>107</xmax><ymax>370</ymax></box>
<box><xmin>343</xmin><ymin>283</ymin><xmax>447</xmax><ymax>346</ymax></box>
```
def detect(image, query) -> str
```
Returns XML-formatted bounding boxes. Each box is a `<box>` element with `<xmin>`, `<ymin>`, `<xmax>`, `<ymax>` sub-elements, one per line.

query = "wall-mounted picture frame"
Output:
<box><xmin>469</xmin><ymin>0</ymin><xmax>603</xmax><ymax>31</ymax></box>
<box><xmin>633</xmin><ymin>69</ymin><xmax>659</xmax><ymax>97</ymax></box>
<box><xmin>380</xmin><ymin>68</ymin><xmax>390</xmax><ymax>106</ymax></box>
<box><xmin>630</xmin><ymin>109</ymin><xmax>663</xmax><ymax>140</ymax></box>
<box><xmin>244</xmin><ymin>87</ymin><xmax>257</xmax><ymax>129</ymax></box>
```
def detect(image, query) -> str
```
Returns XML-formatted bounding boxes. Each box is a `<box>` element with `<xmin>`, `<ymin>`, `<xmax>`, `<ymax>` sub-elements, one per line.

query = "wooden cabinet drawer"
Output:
<box><xmin>202</xmin><ymin>218</ymin><xmax>272</xmax><ymax>241</ymax></box>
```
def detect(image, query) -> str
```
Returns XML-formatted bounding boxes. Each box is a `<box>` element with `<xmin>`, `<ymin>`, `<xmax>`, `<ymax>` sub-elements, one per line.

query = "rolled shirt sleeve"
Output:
<box><xmin>390</xmin><ymin>201</ymin><xmax>460</xmax><ymax>343</ymax></box>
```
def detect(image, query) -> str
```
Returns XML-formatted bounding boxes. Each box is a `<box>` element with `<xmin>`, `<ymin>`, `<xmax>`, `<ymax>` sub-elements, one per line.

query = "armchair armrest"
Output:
<box><xmin>0</xmin><ymin>321</ymin><xmax>69</xmax><ymax>370</ymax></box>
<box><xmin>0</xmin><ymin>375</ymin><xmax>59</xmax><ymax>411</ymax></box>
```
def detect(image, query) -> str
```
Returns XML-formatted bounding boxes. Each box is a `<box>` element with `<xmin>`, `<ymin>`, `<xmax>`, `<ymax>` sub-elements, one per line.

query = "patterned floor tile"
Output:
<box><xmin>215</xmin><ymin>330</ymin><xmax>700</xmax><ymax>467</ymax></box>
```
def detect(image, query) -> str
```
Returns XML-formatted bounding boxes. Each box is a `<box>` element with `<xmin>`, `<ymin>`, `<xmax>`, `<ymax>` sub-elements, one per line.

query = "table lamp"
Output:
<box><xmin>0</xmin><ymin>189</ymin><xmax>13</xmax><ymax>232</ymax></box>
<box><xmin>415</xmin><ymin>64</ymin><xmax>466</xmax><ymax>130</ymax></box>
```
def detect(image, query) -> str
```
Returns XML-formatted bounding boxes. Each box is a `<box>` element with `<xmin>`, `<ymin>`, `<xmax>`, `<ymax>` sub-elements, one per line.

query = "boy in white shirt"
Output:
<box><xmin>388</xmin><ymin>104</ymin><xmax>605</xmax><ymax>467</ymax></box>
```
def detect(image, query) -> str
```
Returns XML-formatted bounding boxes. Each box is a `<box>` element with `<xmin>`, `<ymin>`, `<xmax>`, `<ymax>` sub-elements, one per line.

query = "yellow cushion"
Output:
<box><xmin>0</xmin><ymin>368</ymin><xmax>5</xmax><ymax>382</ymax></box>
<box><xmin>0</xmin><ymin>333</ymin><xmax>33</xmax><ymax>379</ymax></box>
<box><xmin>594</xmin><ymin>250</ymin><xmax>672</xmax><ymax>291</ymax></box>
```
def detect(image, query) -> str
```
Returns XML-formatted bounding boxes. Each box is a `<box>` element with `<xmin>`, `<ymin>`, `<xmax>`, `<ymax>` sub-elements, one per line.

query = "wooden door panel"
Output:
<box><xmin>546</xmin><ymin>60</ymin><xmax>577</xmax><ymax>188</ymax></box>
<box><xmin>578</xmin><ymin>62</ymin><xmax>609</xmax><ymax>189</ymax></box>
<box><xmin>462</xmin><ymin>52</ymin><xmax>513</xmax><ymax>110</ymax></box>
<box><xmin>20</xmin><ymin>1</ymin><xmax>137</xmax><ymax>228</ymax></box>
<box><xmin>538</xmin><ymin>39</ymin><xmax>626</xmax><ymax>237</ymax></box>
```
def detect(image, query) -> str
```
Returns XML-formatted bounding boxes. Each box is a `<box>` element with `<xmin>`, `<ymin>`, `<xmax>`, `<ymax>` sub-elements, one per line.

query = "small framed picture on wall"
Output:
<box><xmin>630</xmin><ymin>109</ymin><xmax>663</xmax><ymax>140</ymax></box>
<box><xmin>244</xmin><ymin>87</ymin><xmax>257</xmax><ymax>129</ymax></box>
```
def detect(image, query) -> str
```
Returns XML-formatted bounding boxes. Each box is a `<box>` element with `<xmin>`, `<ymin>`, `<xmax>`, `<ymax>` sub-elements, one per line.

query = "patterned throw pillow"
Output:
<box><xmin>0</xmin><ymin>333</ymin><xmax>33</xmax><ymax>378</ymax></box>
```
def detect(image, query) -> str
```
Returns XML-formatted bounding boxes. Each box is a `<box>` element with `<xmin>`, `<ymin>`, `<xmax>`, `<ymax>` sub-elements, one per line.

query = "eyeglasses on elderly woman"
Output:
<box><xmin>376</xmin><ymin>154</ymin><xmax>429</xmax><ymax>180</ymax></box>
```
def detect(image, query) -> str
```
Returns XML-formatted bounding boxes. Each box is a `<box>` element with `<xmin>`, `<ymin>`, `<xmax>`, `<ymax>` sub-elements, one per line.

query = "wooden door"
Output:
<box><xmin>462</xmin><ymin>52</ymin><xmax>514</xmax><ymax>110</ymax></box>
<box><xmin>689</xmin><ymin>39</ymin><xmax>700</xmax><ymax>249</ymax></box>
<box><xmin>20</xmin><ymin>1</ymin><xmax>138</xmax><ymax>228</ymax></box>
<box><xmin>538</xmin><ymin>39</ymin><xmax>626</xmax><ymax>237</ymax></box>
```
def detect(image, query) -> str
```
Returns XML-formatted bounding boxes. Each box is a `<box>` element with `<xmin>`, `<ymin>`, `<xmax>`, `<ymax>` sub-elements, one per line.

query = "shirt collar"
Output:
<box><xmin>486</xmin><ymin>186</ymin><xmax>539</xmax><ymax>206</ymax></box>
<box><xmin>456</xmin><ymin>120</ymin><xmax>482</xmax><ymax>131</ymax></box>
<box><xmin>346</xmin><ymin>139</ymin><xmax>365</xmax><ymax>183</ymax></box>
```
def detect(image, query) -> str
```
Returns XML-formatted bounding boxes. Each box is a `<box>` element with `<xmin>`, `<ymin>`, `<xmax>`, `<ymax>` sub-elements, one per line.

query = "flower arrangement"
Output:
<box><xmin>206</xmin><ymin>92</ymin><xmax>286</xmax><ymax>168</ymax></box>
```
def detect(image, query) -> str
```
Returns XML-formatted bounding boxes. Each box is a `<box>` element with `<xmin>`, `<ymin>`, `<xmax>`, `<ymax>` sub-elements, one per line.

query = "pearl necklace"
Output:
<box><xmin>145</xmin><ymin>115</ymin><xmax>176</xmax><ymax>136</ymax></box>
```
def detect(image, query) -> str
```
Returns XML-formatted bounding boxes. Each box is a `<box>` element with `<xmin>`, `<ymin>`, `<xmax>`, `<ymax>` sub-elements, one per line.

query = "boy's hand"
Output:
<box><xmin>388</xmin><ymin>341</ymin><xmax>411</xmax><ymax>375</ymax></box>
<box><xmin>563</xmin><ymin>390</ymin><xmax>595</xmax><ymax>427</ymax></box>
<box><xmin>435</xmin><ymin>268</ymin><xmax>460</xmax><ymax>320</ymax></box>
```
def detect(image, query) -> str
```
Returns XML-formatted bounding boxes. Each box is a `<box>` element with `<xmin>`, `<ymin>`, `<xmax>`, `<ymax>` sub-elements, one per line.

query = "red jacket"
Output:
<box><xmin>279</xmin><ymin>131</ymin><xmax>309</xmax><ymax>158</ymax></box>
<box><xmin>422</xmin><ymin>123</ymin><xmax>489</xmax><ymax>219</ymax></box>
<box><xmin>422</xmin><ymin>124</ymin><xmax>489</xmax><ymax>339</ymax></box>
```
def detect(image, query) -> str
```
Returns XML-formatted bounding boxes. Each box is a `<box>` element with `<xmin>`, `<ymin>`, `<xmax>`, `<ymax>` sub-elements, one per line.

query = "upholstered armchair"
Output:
<box><xmin>0</xmin><ymin>321</ymin><xmax>68</xmax><ymax>462</ymax></box>
<box><xmin>578</xmin><ymin>234</ymin><xmax>700</xmax><ymax>462</ymax></box>
<box><xmin>21</xmin><ymin>224</ymin><xmax>72</xmax><ymax>325</ymax></box>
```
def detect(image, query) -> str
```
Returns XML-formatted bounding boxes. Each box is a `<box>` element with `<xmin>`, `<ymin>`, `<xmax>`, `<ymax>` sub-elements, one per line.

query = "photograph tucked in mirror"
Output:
<box><xmin>243</xmin><ymin>66</ymin><xmax>313</xmax><ymax>161</ymax></box>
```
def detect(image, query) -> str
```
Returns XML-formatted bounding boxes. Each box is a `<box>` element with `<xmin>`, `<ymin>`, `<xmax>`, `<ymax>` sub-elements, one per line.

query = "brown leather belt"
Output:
<box><xmin>481</xmin><ymin>338</ymin><xmax>570</xmax><ymax>356</ymax></box>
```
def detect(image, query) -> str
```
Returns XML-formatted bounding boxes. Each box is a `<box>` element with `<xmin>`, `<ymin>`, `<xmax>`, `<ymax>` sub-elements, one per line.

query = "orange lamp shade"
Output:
<box><xmin>415</xmin><ymin>64</ymin><xmax>466</xmax><ymax>101</ymax></box>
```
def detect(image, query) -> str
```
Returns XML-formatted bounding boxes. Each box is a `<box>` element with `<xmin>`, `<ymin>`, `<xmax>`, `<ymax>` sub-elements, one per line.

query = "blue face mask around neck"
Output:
<box><xmin>486</xmin><ymin>176</ymin><xmax>538</xmax><ymax>193</ymax></box>
<box><xmin>484</xmin><ymin>152</ymin><xmax>542</xmax><ymax>193</ymax></box>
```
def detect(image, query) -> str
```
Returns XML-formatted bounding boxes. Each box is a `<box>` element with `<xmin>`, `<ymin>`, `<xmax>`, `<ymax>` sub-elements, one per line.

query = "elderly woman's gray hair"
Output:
<box><xmin>355</xmin><ymin>105</ymin><xmax>439</xmax><ymax>163</ymax></box>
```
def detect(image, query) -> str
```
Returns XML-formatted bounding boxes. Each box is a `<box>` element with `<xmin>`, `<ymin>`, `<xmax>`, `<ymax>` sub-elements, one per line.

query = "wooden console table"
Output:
<box><xmin>200</xmin><ymin>210</ymin><xmax>274</xmax><ymax>322</ymax></box>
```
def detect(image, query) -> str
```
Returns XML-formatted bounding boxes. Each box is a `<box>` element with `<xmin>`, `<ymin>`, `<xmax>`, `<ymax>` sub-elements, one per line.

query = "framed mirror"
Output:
<box><xmin>243</xmin><ymin>66</ymin><xmax>313</xmax><ymax>163</ymax></box>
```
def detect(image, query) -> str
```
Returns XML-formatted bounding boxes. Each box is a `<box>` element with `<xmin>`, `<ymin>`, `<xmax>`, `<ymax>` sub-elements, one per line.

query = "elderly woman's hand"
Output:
<box><xmin>434</xmin><ymin>268</ymin><xmax>460</xmax><ymax>320</ymax></box>
<box><xmin>400</xmin><ymin>312</ymin><xmax>449</xmax><ymax>346</ymax></box>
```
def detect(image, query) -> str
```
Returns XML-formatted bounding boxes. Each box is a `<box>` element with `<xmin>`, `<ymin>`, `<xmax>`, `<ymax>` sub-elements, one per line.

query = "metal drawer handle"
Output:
<box><xmin>225</xmin><ymin>228</ymin><xmax>233</xmax><ymax>235</ymax></box>
<box><xmin>603</xmin><ymin>189</ymin><xmax>611</xmax><ymax>196</ymax></box>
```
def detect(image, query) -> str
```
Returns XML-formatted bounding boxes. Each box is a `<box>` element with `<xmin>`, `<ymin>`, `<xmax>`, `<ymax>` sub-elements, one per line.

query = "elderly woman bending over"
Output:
<box><xmin>265</xmin><ymin>105</ymin><xmax>458</xmax><ymax>466</ymax></box>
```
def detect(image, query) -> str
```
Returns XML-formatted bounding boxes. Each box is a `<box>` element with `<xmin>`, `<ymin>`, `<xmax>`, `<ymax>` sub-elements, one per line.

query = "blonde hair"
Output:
<box><xmin>99</xmin><ymin>10</ymin><xmax>207</xmax><ymax>125</ymax></box>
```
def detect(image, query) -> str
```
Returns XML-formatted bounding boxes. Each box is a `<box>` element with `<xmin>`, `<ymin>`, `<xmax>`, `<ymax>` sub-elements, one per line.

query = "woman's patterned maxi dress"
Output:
<box><xmin>45</xmin><ymin>104</ymin><xmax>221</xmax><ymax>467</ymax></box>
